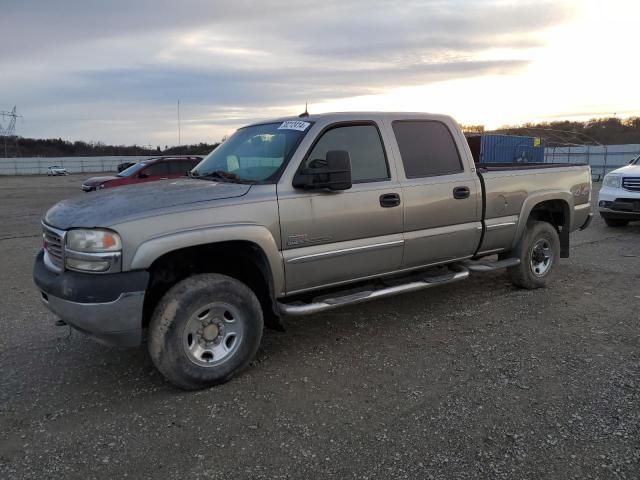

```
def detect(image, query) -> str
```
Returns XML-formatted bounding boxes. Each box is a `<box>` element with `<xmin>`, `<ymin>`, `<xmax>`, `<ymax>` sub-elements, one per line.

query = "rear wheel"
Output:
<box><xmin>506</xmin><ymin>221</ymin><xmax>560</xmax><ymax>289</ymax></box>
<box><xmin>602</xmin><ymin>216</ymin><xmax>629</xmax><ymax>227</ymax></box>
<box><xmin>148</xmin><ymin>273</ymin><xmax>263</xmax><ymax>390</ymax></box>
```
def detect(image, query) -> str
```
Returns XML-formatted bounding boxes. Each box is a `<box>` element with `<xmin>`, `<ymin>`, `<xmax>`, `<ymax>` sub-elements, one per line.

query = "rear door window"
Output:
<box><xmin>392</xmin><ymin>121</ymin><xmax>463</xmax><ymax>178</ymax></box>
<box><xmin>168</xmin><ymin>161</ymin><xmax>192</xmax><ymax>176</ymax></box>
<box><xmin>143</xmin><ymin>162</ymin><xmax>169</xmax><ymax>176</ymax></box>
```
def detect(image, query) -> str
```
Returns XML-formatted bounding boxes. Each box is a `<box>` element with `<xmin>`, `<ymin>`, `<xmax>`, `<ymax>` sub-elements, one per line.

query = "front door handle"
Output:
<box><xmin>453</xmin><ymin>186</ymin><xmax>470</xmax><ymax>199</ymax></box>
<box><xmin>380</xmin><ymin>193</ymin><xmax>401</xmax><ymax>208</ymax></box>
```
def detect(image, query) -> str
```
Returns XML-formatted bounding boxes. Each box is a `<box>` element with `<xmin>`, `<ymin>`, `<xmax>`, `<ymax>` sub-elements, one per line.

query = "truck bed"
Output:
<box><xmin>475</xmin><ymin>163</ymin><xmax>592</xmax><ymax>257</ymax></box>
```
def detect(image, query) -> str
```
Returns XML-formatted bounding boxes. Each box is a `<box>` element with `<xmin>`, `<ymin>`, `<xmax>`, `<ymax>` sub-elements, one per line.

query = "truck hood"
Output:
<box><xmin>45</xmin><ymin>179</ymin><xmax>251</xmax><ymax>229</ymax></box>
<box><xmin>610</xmin><ymin>164</ymin><xmax>640</xmax><ymax>176</ymax></box>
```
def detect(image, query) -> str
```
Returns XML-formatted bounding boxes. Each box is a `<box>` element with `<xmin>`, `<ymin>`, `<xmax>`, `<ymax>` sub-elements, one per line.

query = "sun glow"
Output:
<box><xmin>310</xmin><ymin>0</ymin><xmax>639</xmax><ymax>130</ymax></box>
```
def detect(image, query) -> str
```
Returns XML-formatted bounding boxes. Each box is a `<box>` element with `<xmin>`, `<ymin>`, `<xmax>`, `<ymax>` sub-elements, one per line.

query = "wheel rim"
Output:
<box><xmin>182</xmin><ymin>302</ymin><xmax>244</xmax><ymax>367</ymax></box>
<box><xmin>530</xmin><ymin>238</ymin><xmax>553</xmax><ymax>277</ymax></box>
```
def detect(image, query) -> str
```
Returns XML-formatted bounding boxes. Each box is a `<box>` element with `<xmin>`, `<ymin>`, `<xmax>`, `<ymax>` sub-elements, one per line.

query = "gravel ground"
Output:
<box><xmin>0</xmin><ymin>174</ymin><xmax>638</xmax><ymax>479</ymax></box>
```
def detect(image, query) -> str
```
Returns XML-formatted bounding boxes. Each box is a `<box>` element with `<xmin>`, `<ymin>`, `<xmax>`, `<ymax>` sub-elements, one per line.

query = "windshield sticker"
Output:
<box><xmin>278</xmin><ymin>120</ymin><xmax>311</xmax><ymax>131</ymax></box>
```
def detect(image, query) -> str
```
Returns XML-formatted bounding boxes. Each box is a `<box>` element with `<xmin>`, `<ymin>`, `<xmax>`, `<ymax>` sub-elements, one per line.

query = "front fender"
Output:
<box><xmin>129</xmin><ymin>224</ymin><xmax>285</xmax><ymax>296</ymax></box>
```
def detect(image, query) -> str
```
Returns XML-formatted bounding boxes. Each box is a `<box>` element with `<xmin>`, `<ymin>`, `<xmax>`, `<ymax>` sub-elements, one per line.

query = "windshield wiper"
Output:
<box><xmin>190</xmin><ymin>170</ymin><xmax>254</xmax><ymax>184</ymax></box>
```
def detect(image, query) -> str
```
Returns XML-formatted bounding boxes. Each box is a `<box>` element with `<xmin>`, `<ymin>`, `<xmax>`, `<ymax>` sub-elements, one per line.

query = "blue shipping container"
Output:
<box><xmin>466</xmin><ymin>134</ymin><xmax>545</xmax><ymax>164</ymax></box>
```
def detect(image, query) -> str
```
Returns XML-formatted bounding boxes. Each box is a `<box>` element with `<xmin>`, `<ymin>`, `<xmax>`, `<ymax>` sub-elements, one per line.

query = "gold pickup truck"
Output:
<box><xmin>34</xmin><ymin>112</ymin><xmax>592</xmax><ymax>389</ymax></box>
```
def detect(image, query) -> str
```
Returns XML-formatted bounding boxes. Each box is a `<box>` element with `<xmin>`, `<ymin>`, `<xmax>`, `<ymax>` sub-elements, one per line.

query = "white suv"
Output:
<box><xmin>598</xmin><ymin>155</ymin><xmax>640</xmax><ymax>227</ymax></box>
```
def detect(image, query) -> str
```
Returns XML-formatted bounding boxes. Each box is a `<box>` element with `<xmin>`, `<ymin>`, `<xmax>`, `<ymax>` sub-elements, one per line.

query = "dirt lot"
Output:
<box><xmin>0</xmin><ymin>174</ymin><xmax>638</xmax><ymax>479</ymax></box>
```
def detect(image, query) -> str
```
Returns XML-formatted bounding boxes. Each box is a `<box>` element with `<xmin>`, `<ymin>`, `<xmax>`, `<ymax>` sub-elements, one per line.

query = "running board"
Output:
<box><xmin>461</xmin><ymin>257</ymin><xmax>520</xmax><ymax>272</ymax></box>
<box><xmin>277</xmin><ymin>265</ymin><xmax>469</xmax><ymax>316</ymax></box>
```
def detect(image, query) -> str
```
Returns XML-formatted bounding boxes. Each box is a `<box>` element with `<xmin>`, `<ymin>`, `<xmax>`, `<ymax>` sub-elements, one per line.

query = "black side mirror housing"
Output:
<box><xmin>138</xmin><ymin>172</ymin><xmax>149</xmax><ymax>178</ymax></box>
<box><xmin>293</xmin><ymin>150</ymin><xmax>352</xmax><ymax>191</ymax></box>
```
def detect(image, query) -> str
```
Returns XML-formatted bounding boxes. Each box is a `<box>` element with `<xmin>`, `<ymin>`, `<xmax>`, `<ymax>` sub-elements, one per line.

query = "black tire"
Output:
<box><xmin>506</xmin><ymin>221</ymin><xmax>560</xmax><ymax>289</ymax></box>
<box><xmin>602</xmin><ymin>216</ymin><xmax>629</xmax><ymax>227</ymax></box>
<box><xmin>148</xmin><ymin>273</ymin><xmax>263</xmax><ymax>390</ymax></box>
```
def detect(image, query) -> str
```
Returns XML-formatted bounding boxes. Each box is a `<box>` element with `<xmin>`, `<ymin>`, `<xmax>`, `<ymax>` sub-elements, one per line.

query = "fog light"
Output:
<box><xmin>66</xmin><ymin>257</ymin><xmax>110</xmax><ymax>272</ymax></box>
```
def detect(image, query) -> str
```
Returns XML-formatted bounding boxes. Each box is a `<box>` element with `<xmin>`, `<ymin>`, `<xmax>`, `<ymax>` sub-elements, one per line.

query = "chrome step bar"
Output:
<box><xmin>277</xmin><ymin>265</ymin><xmax>469</xmax><ymax>316</ymax></box>
<box><xmin>461</xmin><ymin>257</ymin><xmax>520</xmax><ymax>272</ymax></box>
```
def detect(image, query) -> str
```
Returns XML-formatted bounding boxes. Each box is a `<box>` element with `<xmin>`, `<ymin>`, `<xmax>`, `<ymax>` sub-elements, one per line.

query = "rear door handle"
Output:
<box><xmin>380</xmin><ymin>193</ymin><xmax>401</xmax><ymax>208</ymax></box>
<box><xmin>453</xmin><ymin>186</ymin><xmax>470</xmax><ymax>199</ymax></box>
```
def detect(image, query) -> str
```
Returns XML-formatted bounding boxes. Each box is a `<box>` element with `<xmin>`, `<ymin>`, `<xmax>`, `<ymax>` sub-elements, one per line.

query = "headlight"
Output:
<box><xmin>603</xmin><ymin>174</ymin><xmax>622</xmax><ymax>188</ymax></box>
<box><xmin>66</xmin><ymin>229</ymin><xmax>121</xmax><ymax>252</ymax></box>
<box><xmin>64</xmin><ymin>229</ymin><xmax>122</xmax><ymax>273</ymax></box>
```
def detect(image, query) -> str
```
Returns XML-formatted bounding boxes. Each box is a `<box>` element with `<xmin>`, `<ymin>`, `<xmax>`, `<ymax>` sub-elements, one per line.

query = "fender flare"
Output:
<box><xmin>512</xmin><ymin>191</ymin><xmax>574</xmax><ymax>255</ymax></box>
<box><xmin>129</xmin><ymin>224</ymin><xmax>285</xmax><ymax>296</ymax></box>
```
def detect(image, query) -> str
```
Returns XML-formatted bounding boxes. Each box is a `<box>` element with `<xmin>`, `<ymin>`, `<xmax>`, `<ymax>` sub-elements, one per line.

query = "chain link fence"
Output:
<box><xmin>0</xmin><ymin>156</ymin><xmax>149</xmax><ymax>175</ymax></box>
<box><xmin>545</xmin><ymin>144</ymin><xmax>640</xmax><ymax>181</ymax></box>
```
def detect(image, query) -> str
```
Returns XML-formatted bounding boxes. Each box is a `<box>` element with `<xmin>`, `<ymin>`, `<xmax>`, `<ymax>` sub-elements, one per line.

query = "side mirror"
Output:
<box><xmin>293</xmin><ymin>150</ymin><xmax>352</xmax><ymax>191</ymax></box>
<box><xmin>138</xmin><ymin>172</ymin><xmax>149</xmax><ymax>178</ymax></box>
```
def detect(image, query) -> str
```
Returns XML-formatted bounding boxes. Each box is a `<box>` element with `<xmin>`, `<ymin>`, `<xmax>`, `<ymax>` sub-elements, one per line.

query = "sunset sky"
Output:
<box><xmin>1</xmin><ymin>0</ymin><xmax>637</xmax><ymax>145</ymax></box>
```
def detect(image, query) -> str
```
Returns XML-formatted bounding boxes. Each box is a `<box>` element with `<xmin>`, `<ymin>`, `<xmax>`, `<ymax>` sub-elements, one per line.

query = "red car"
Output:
<box><xmin>82</xmin><ymin>156</ymin><xmax>202</xmax><ymax>192</ymax></box>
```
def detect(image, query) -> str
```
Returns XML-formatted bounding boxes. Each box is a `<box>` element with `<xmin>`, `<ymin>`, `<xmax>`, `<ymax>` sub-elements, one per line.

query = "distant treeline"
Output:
<box><xmin>0</xmin><ymin>138</ymin><xmax>219</xmax><ymax>158</ymax></box>
<box><xmin>463</xmin><ymin>116</ymin><xmax>640</xmax><ymax>147</ymax></box>
<box><xmin>2</xmin><ymin>116</ymin><xmax>640</xmax><ymax>157</ymax></box>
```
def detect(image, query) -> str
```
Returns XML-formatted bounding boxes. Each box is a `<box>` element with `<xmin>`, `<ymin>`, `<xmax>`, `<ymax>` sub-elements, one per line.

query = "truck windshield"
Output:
<box><xmin>192</xmin><ymin>122</ymin><xmax>311</xmax><ymax>183</ymax></box>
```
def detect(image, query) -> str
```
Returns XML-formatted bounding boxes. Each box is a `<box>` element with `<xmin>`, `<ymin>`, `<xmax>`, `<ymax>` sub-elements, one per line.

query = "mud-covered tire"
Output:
<box><xmin>148</xmin><ymin>273</ymin><xmax>263</xmax><ymax>390</ymax></box>
<box><xmin>506</xmin><ymin>221</ymin><xmax>560</xmax><ymax>289</ymax></box>
<box><xmin>602</xmin><ymin>216</ymin><xmax>629</xmax><ymax>227</ymax></box>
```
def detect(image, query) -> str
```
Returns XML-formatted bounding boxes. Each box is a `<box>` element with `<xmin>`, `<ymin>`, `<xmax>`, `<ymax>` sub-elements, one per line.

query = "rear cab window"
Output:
<box><xmin>392</xmin><ymin>120</ymin><xmax>463</xmax><ymax>178</ymax></box>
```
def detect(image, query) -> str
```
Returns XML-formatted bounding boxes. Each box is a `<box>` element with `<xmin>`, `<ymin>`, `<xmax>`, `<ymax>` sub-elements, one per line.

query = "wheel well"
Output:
<box><xmin>528</xmin><ymin>199</ymin><xmax>570</xmax><ymax>257</ymax></box>
<box><xmin>142</xmin><ymin>241</ymin><xmax>278</xmax><ymax>328</ymax></box>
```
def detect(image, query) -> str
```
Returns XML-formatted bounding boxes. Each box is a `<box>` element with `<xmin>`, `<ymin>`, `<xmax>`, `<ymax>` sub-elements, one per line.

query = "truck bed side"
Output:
<box><xmin>476</xmin><ymin>164</ymin><xmax>592</xmax><ymax>257</ymax></box>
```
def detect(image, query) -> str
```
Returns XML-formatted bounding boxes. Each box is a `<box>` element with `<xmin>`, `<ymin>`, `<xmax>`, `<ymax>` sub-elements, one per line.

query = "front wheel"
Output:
<box><xmin>148</xmin><ymin>273</ymin><xmax>264</xmax><ymax>390</ymax></box>
<box><xmin>506</xmin><ymin>221</ymin><xmax>560</xmax><ymax>289</ymax></box>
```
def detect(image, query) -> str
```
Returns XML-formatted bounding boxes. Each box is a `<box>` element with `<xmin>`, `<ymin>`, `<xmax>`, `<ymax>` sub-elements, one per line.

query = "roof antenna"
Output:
<box><xmin>298</xmin><ymin>102</ymin><xmax>309</xmax><ymax>118</ymax></box>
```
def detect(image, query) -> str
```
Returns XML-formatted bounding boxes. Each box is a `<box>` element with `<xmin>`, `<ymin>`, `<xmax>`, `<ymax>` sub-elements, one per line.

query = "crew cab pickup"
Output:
<box><xmin>34</xmin><ymin>112</ymin><xmax>593</xmax><ymax>389</ymax></box>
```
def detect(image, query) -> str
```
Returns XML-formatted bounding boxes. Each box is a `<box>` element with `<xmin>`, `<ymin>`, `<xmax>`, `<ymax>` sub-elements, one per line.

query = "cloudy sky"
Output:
<box><xmin>1</xmin><ymin>0</ymin><xmax>638</xmax><ymax>145</ymax></box>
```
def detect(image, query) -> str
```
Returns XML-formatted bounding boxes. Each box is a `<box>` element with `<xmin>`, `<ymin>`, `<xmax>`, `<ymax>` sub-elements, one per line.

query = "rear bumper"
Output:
<box><xmin>572</xmin><ymin>203</ymin><xmax>592</xmax><ymax>231</ymax></box>
<box><xmin>580</xmin><ymin>213</ymin><xmax>593</xmax><ymax>230</ymax></box>
<box><xmin>33</xmin><ymin>251</ymin><xmax>148</xmax><ymax>347</ymax></box>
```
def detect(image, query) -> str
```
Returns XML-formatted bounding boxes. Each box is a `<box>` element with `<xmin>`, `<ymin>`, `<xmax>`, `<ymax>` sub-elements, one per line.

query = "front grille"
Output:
<box><xmin>43</xmin><ymin>225</ymin><xmax>64</xmax><ymax>270</ymax></box>
<box><xmin>622</xmin><ymin>177</ymin><xmax>640</xmax><ymax>192</ymax></box>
